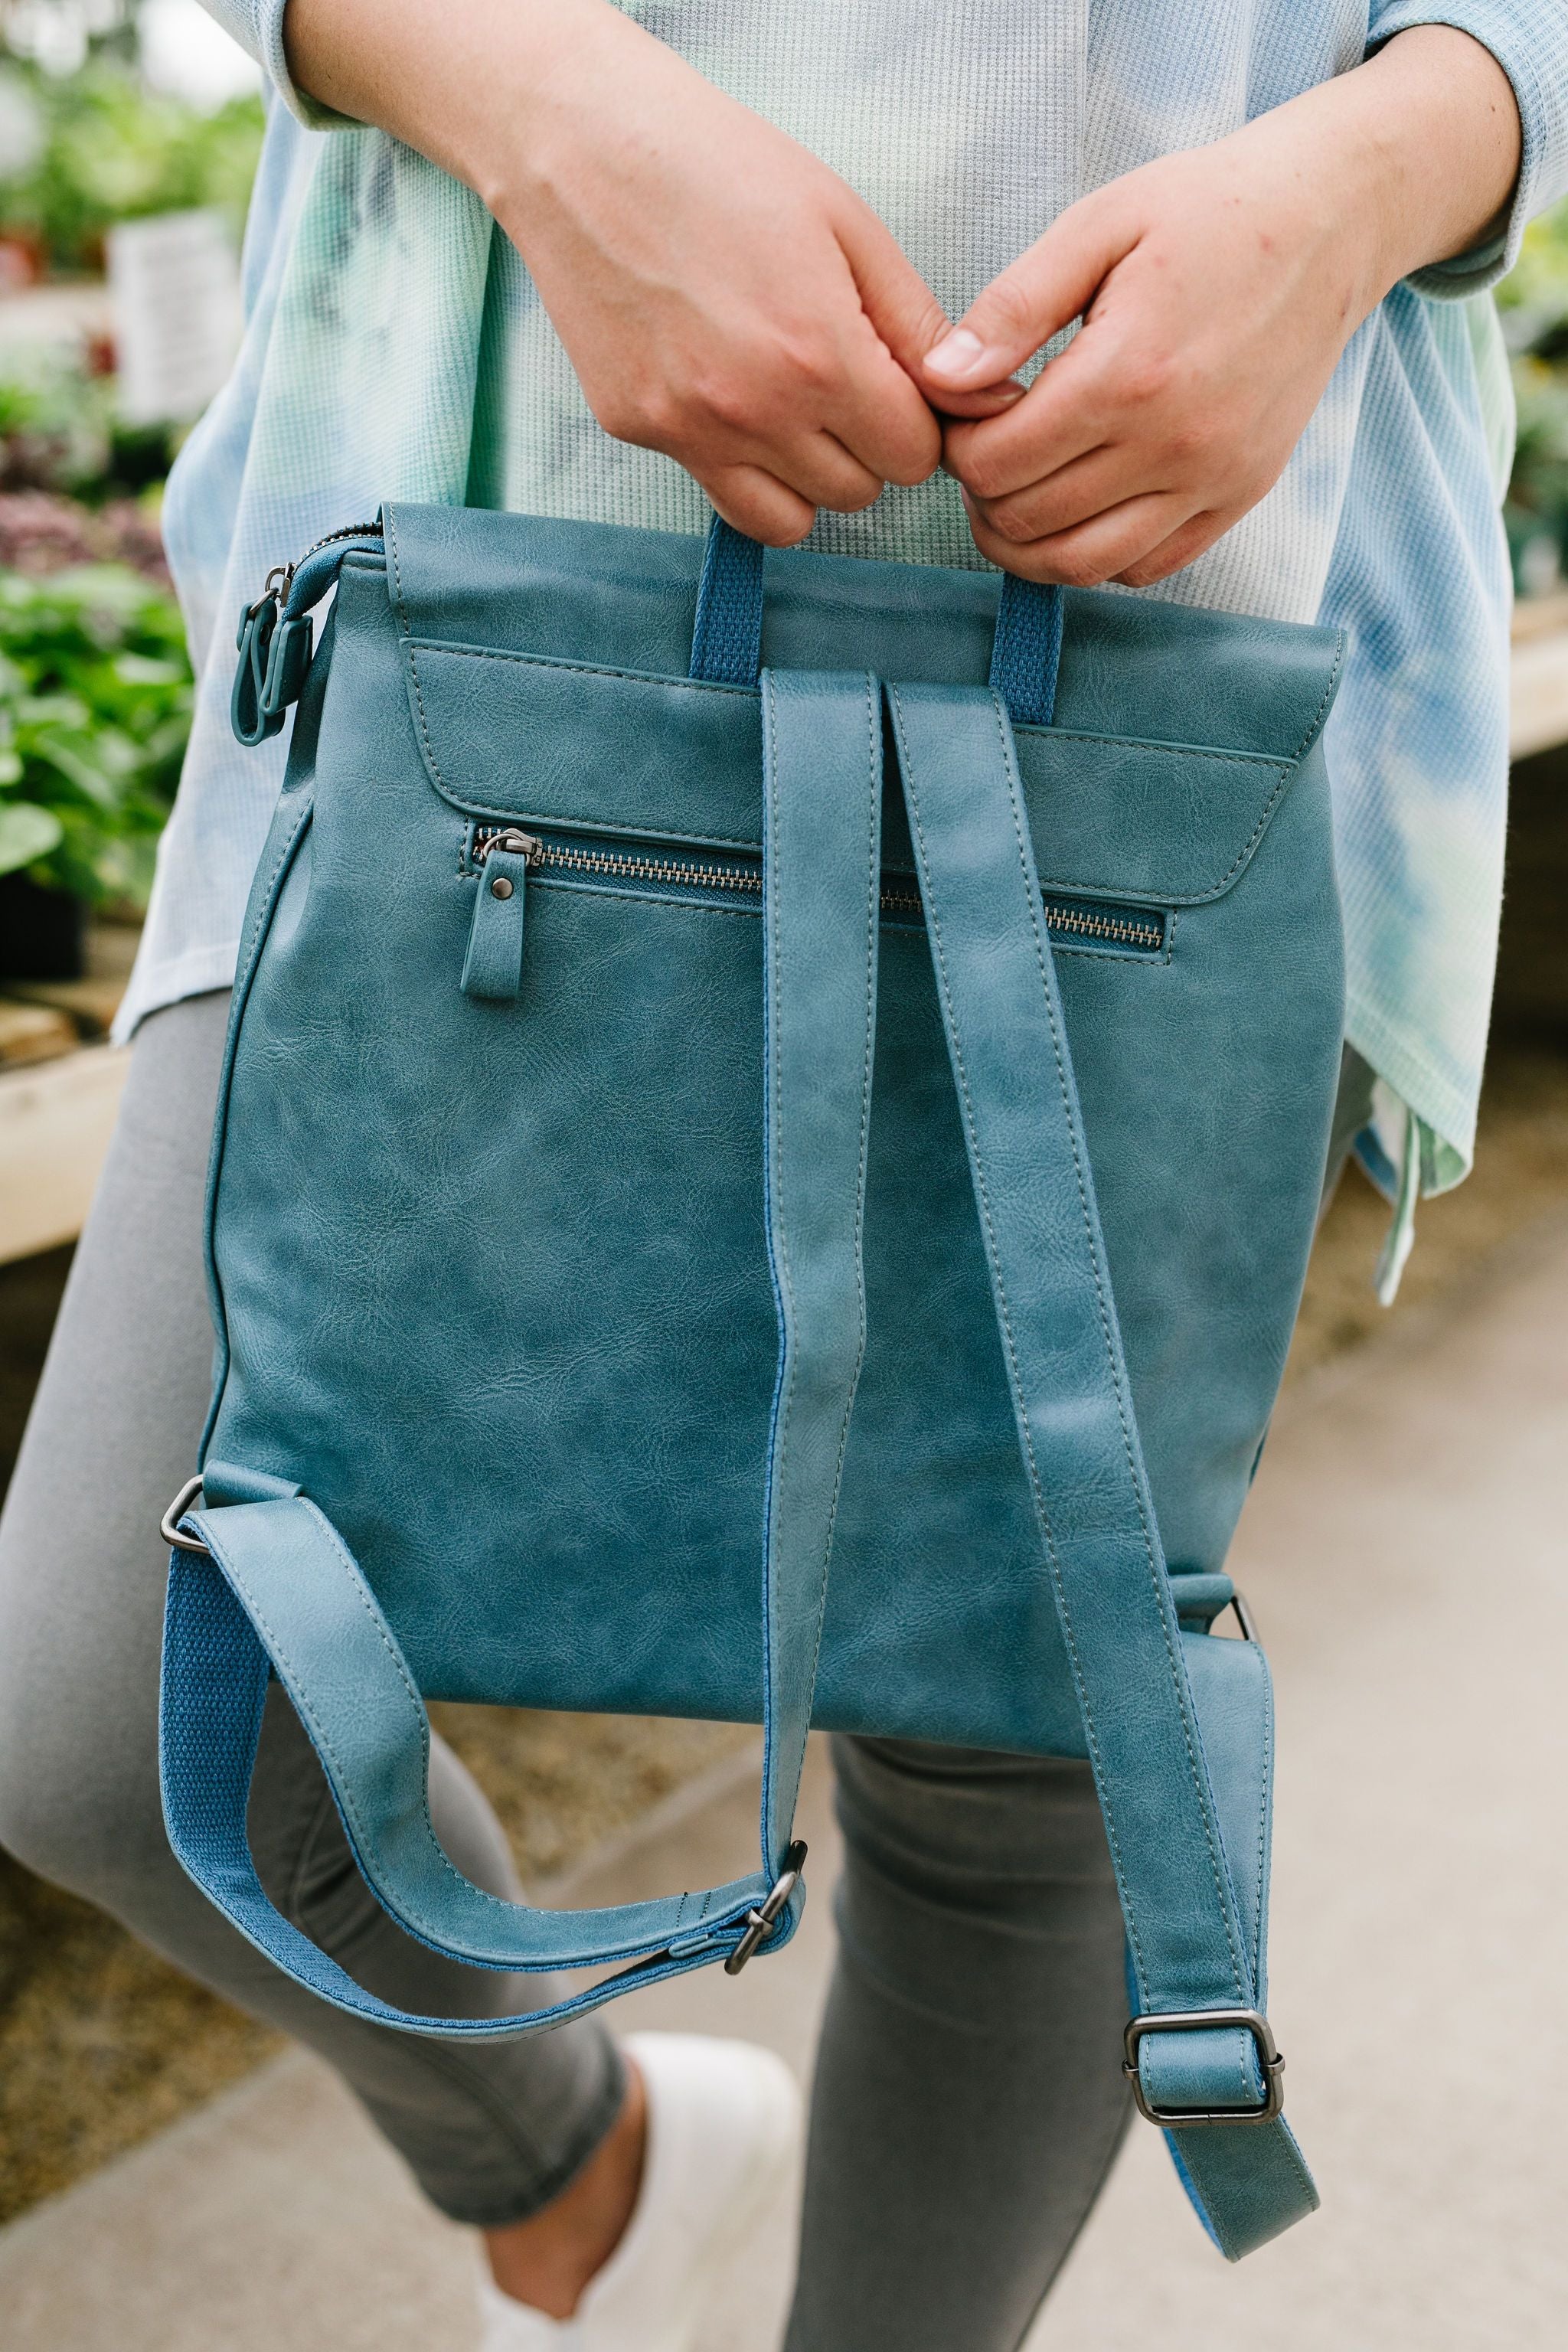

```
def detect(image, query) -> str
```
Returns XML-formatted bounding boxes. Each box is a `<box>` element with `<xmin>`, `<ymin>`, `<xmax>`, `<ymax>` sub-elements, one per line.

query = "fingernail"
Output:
<box><xmin>925</xmin><ymin>328</ymin><xmax>988</xmax><ymax>382</ymax></box>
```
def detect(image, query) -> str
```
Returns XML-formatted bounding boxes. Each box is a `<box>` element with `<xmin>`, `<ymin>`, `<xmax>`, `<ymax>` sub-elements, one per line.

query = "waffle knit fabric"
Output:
<box><xmin>138</xmin><ymin>2</ymin><xmax>1568</xmax><ymax>1281</ymax></box>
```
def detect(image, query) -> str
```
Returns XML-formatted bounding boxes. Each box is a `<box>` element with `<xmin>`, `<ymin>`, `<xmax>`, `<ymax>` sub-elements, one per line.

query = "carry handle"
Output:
<box><xmin>689</xmin><ymin>517</ymin><xmax>1063</xmax><ymax>727</ymax></box>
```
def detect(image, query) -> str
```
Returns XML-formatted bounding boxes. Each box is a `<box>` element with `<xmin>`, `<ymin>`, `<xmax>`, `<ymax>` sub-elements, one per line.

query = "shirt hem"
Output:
<box><xmin>1344</xmin><ymin>989</ymin><xmax>1477</xmax><ymax>1193</ymax></box>
<box><xmin>111</xmin><ymin>941</ymin><xmax>241</xmax><ymax>1047</ymax></box>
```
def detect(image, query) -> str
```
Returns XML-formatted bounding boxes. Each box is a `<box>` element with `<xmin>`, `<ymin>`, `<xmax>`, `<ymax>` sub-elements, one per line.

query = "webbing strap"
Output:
<box><xmin>690</xmin><ymin>515</ymin><xmax>1063</xmax><ymax>725</ymax></box>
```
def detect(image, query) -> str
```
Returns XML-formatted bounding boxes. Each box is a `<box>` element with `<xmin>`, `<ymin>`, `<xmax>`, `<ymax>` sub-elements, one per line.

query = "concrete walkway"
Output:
<box><xmin>3</xmin><ymin>1218</ymin><xmax>1566</xmax><ymax>2350</ymax></box>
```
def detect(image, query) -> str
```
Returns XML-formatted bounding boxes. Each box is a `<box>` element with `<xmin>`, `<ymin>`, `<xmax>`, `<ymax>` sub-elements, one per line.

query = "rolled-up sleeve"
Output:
<box><xmin>1367</xmin><ymin>3</ymin><xmax>1568</xmax><ymax>293</ymax></box>
<box><xmin>197</xmin><ymin>0</ymin><xmax>354</xmax><ymax>129</ymax></box>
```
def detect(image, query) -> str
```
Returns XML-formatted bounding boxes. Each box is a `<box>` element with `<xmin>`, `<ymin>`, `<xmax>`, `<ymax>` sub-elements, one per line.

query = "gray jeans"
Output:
<box><xmin>0</xmin><ymin>991</ymin><xmax>1138</xmax><ymax>2350</ymax></box>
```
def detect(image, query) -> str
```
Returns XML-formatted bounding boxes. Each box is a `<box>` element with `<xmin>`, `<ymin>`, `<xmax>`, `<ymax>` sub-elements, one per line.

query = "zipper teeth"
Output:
<box><xmin>472</xmin><ymin>829</ymin><xmax>1165</xmax><ymax>952</ymax></box>
<box><xmin>1041</xmin><ymin>900</ymin><xmax>1164</xmax><ymax>949</ymax></box>
<box><xmin>540</xmin><ymin>841</ymin><xmax>763</xmax><ymax>896</ymax></box>
<box><xmin>302</xmin><ymin>521</ymin><xmax>382</xmax><ymax>558</ymax></box>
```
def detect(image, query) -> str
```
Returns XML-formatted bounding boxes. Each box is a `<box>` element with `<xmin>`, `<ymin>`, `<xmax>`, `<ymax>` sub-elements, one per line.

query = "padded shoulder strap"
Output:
<box><xmin>887</xmin><ymin>681</ymin><xmax>1316</xmax><ymax>2258</ymax></box>
<box><xmin>160</xmin><ymin>668</ymin><xmax>881</xmax><ymax>2032</ymax></box>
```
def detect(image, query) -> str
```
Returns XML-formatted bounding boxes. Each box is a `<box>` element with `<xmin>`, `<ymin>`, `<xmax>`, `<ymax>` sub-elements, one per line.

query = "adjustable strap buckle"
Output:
<box><xmin>1122</xmin><ymin>2007</ymin><xmax>1285</xmax><ymax>2127</ymax></box>
<box><xmin>724</xmin><ymin>1840</ymin><xmax>808</xmax><ymax>1975</ymax></box>
<box><xmin>162</xmin><ymin>1475</ymin><xmax>211</xmax><ymax>1557</ymax></box>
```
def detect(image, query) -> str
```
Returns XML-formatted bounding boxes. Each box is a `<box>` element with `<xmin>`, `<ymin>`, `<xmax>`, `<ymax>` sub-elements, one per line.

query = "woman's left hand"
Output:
<box><xmin>922</xmin><ymin>28</ymin><xmax>1521</xmax><ymax>588</ymax></box>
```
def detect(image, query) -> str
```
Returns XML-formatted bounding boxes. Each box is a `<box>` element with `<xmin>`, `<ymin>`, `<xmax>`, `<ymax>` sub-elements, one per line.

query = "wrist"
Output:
<box><xmin>469</xmin><ymin>2</ymin><xmax>680</xmax><ymax>224</ymax></box>
<box><xmin>1318</xmin><ymin>28</ymin><xmax>1521</xmax><ymax>302</ymax></box>
<box><xmin>283</xmin><ymin>0</ymin><xmax>636</xmax><ymax>205</ymax></box>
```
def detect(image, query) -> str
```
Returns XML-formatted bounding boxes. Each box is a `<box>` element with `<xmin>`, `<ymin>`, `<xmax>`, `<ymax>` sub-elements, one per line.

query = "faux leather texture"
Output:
<box><xmin>160</xmin><ymin>506</ymin><xmax>1345</xmax><ymax>2255</ymax></box>
<box><xmin>202</xmin><ymin>524</ymin><xmax>1341</xmax><ymax>1750</ymax></box>
<box><xmin>460</xmin><ymin>841</ymin><xmax>531</xmax><ymax>1000</ymax></box>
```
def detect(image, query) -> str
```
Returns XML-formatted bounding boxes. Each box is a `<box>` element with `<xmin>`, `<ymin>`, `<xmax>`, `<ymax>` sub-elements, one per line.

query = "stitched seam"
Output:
<box><xmin>890</xmin><ymin>684</ymin><xmax>1243</xmax><ymax>2005</ymax></box>
<box><xmin>199</xmin><ymin>797</ymin><xmax>314</xmax><ymax>1460</ymax></box>
<box><xmin>1195</xmin><ymin>763</ymin><xmax>1291</xmax><ymax>894</ymax></box>
<box><xmin>387</xmin><ymin>508</ymin><xmax>411</xmax><ymax>641</ymax></box>
<box><xmin>889</xmin><ymin>689</ymin><xmax>1143</xmax><ymax>1988</ymax></box>
<box><xmin>407</xmin><ymin>641</ymin><xmax>751</xmax><ymax>700</ymax></box>
<box><xmin>409</xmin><ymin>643</ymin><xmax>1289</xmax><ymax>767</ymax></box>
<box><xmin>799</xmin><ymin>675</ymin><xmax>878</xmax><ymax>1750</ymax></box>
<box><xmin>1253</xmin><ymin>1648</ymin><xmax>1272</xmax><ymax>1988</ymax></box>
<box><xmin>760</xmin><ymin>679</ymin><xmax>799</xmax><ymax>1860</ymax></box>
<box><xmin>237</xmin><ymin>799</ymin><xmax>311</xmax><ymax>988</ymax></box>
<box><xmin>406</xmin><ymin>646</ymin><xmax>1292</xmax><ymax>898</ymax></box>
<box><xmin>1289</xmin><ymin>631</ymin><xmax>1345</xmax><ymax>763</ymax></box>
<box><xmin>404</xmin><ymin>640</ymin><xmax>449</xmax><ymax>797</ymax></box>
<box><xmin>985</xmin><ymin>693</ymin><xmax>1250</xmax><ymax>2004</ymax></box>
<box><xmin>229</xmin><ymin>1505</ymin><xmax>728</xmax><ymax>1958</ymax></box>
<box><xmin>981</xmin><ymin>691</ymin><xmax>1250</xmax><ymax>2004</ymax></box>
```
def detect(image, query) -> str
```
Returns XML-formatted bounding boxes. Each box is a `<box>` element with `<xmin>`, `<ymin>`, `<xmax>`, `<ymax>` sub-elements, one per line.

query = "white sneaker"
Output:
<box><xmin>475</xmin><ymin>2032</ymin><xmax>802</xmax><ymax>2351</ymax></box>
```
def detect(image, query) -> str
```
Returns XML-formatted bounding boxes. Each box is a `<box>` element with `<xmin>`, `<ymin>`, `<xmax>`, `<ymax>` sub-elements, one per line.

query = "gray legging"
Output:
<box><xmin>0</xmin><ymin>990</ymin><xmax>1149</xmax><ymax>2348</ymax></box>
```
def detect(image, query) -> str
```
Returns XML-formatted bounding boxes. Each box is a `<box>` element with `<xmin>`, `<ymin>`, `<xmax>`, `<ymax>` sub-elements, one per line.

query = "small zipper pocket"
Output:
<box><xmin>461</xmin><ymin>822</ymin><xmax>1168</xmax><ymax>1003</ymax></box>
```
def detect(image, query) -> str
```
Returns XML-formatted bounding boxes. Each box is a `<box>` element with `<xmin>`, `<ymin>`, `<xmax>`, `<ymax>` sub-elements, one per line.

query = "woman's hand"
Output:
<box><xmin>922</xmin><ymin>28</ymin><xmax>1521</xmax><ymax>586</ymax></box>
<box><xmin>289</xmin><ymin>0</ymin><xmax>996</xmax><ymax>544</ymax></box>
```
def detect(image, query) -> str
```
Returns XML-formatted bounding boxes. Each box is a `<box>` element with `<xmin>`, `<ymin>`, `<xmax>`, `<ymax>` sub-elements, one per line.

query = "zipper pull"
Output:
<box><xmin>462</xmin><ymin>830</ymin><xmax>541</xmax><ymax>1002</ymax></box>
<box><xmin>232</xmin><ymin>570</ymin><xmax>312</xmax><ymax>749</ymax></box>
<box><xmin>230</xmin><ymin>525</ymin><xmax>382</xmax><ymax>750</ymax></box>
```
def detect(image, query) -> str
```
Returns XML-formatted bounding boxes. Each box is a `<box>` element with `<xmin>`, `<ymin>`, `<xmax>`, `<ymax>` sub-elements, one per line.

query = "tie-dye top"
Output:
<box><xmin>134</xmin><ymin>2</ymin><xmax>1568</xmax><ymax>1285</ymax></box>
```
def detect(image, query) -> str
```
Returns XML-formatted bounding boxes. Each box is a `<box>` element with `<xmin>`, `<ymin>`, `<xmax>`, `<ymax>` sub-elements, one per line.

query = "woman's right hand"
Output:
<box><xmin>287</xmin><ymin>0</ymin><xmax>964</xmax><ymax>544</ymax></box>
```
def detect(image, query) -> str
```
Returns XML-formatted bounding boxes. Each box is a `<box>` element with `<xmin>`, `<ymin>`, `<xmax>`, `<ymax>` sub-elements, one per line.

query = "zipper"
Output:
<box><xmin>472</xmin><ymin>825</ymin><xmax>1166</xmax><ymax>956</ymax></box>
<box><xmin>263</xmin><ymin>521</ymin><xmax>383</xmax><ymax>612</ymax></box>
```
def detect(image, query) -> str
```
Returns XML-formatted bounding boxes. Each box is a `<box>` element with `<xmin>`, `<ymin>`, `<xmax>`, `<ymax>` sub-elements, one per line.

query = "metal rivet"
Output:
<box><xmin>490</xmin><ymin>875</ymin><xmax>514</xmax><ymax>900</ymax></box>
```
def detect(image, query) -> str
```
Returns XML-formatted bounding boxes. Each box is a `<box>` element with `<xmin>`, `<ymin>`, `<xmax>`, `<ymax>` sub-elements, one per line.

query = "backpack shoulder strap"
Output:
<box><xmin>159</xmin><ymin>666</ymin><xmax>882</xmax><ymax>2031</ymax></box>
<box><xmin>887</xmin><ymin>679</ymin><xmax>1316</xmax><ymax>2259</ymax></box>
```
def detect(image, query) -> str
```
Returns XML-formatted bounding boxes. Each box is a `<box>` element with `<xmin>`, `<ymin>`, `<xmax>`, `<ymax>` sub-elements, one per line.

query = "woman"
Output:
<box><xmin>0</xmin><ymin>5</ymin><xmax>1557</xmax><ymax>2347</ymax></box>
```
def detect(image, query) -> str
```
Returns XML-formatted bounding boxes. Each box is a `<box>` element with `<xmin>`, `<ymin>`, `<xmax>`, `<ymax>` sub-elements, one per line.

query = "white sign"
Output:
<box><xmin>107</xmin><ymin>207</ymin><xmax>243</xmax><ymax>429</ymax></box>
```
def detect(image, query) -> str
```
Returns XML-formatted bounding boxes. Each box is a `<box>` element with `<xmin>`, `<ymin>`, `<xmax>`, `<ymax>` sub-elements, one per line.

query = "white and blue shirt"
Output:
<box><xmin>137</xmin><ymin>2</ymin><xmax>1568</xmax><ymax>1281</ymax></box>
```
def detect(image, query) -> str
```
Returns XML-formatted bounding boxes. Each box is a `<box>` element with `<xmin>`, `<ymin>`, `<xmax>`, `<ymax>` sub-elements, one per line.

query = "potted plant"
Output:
<box><xmin>0</xmin><ymin>562</ymin><xmax>191</xmax><ymax>979</ymax></box>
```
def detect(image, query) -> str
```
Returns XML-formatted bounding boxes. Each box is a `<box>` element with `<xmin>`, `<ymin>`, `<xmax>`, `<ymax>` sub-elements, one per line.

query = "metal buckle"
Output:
<box><xmin>161</xmin><ymin>1475</ymin><xmax>211</xmax><ymax>1557</ymax></box>
<box><xmin>724</xmin><ymin>1840</ymin><xmax>808</xmax><ymax>1975</ymax></box>
<box><xmin>1226</xmin><ymin>1589</ymin><xmax>1259</xmax><ymax>1642</ymax></box>
<box><xmin>1122</xmin><ymin>2007</ymin><xmax>1285</xmax><ymax>2127</ymax></box>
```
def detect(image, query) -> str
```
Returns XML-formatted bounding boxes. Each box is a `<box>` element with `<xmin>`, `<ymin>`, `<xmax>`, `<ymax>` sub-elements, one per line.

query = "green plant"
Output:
<box><xmin>0</xmin><ymin>56</ymin><xmax>263</xmax><ymax>274</ymax></box>
<box><xmin>1491</xmin><ymin>201</ymin><xmax>1568</xmax><ymax>593</ymax></box>
<box><xmin>1504</xmin><ymin>356</ymin><xmax>1568</xmax><ymax>595</ymax></box>
<box><xmin>0</xmin><ymin>340</ymin><xmax>180</xmax><ymax>500</ymax></box>
<box><xmin>0</xmin><ymin>562</ymin><xmax>191</xmax><ymax>906</ymax></box>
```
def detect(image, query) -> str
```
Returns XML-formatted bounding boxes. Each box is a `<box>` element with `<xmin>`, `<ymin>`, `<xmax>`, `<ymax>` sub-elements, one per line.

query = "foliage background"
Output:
<box><xmin>2</xmin><ymin>31</ymin><xmax>1568</xmax><ymax>906</ymax></box>
<box><xmin>1499</xmin><ymin>204</ymin><xmax>1568</xmax><ymax>593</ymax></box>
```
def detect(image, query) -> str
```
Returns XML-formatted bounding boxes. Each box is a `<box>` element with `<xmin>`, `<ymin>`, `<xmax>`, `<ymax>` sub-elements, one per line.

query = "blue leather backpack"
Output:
<box><xmin>160</xmin><ymin>505</ymin><xmax>1345</xmax><ymax>2259</ymax></box>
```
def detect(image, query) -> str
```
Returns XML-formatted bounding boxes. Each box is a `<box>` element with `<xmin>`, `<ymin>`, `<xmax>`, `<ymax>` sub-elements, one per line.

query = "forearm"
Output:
<box><xmin>1264</xmin><ymin>27</ymin><xmax>1521</xmax><ymax>315</ymax></box>
<box><xmin>283</xmin><ymin>0</ymin><xmax>652</xmax><ymax>210</ymax></box>
<box><xmin>284</xmin><ymin>0</ymin><xmax>946</xmax><ymax>544</ymax></box>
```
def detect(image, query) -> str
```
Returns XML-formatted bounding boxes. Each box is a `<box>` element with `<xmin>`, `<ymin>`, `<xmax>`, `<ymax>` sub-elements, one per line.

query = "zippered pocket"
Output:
<box><xmin>459</xmin><ymin>821</ymin><xmax>1168</xmax><ymax>1003</ymax></box>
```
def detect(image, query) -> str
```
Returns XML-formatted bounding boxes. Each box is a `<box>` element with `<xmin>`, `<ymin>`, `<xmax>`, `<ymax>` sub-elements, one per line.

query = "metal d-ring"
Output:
<box><xmin>161</xmin><ymin>1474</ymin><xmax>211</xmax><ymax>1556</ymax></box>
<box><xmin>1227</xmin><ymin>1589</ymin><xmax>1259</xmax><ymax>1643</ymax></box>
<box><xmin>724</xmin><ymin>1839</ymin><xmax>808</xmax><ymax>1975</ymax></box>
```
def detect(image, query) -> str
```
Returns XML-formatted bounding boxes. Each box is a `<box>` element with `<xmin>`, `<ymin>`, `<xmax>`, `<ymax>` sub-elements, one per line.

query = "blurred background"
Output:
<box><xmin>0</xmin><ymin>5</ymin><xmax>1564</xmax><ymax>2343</ymax></box>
